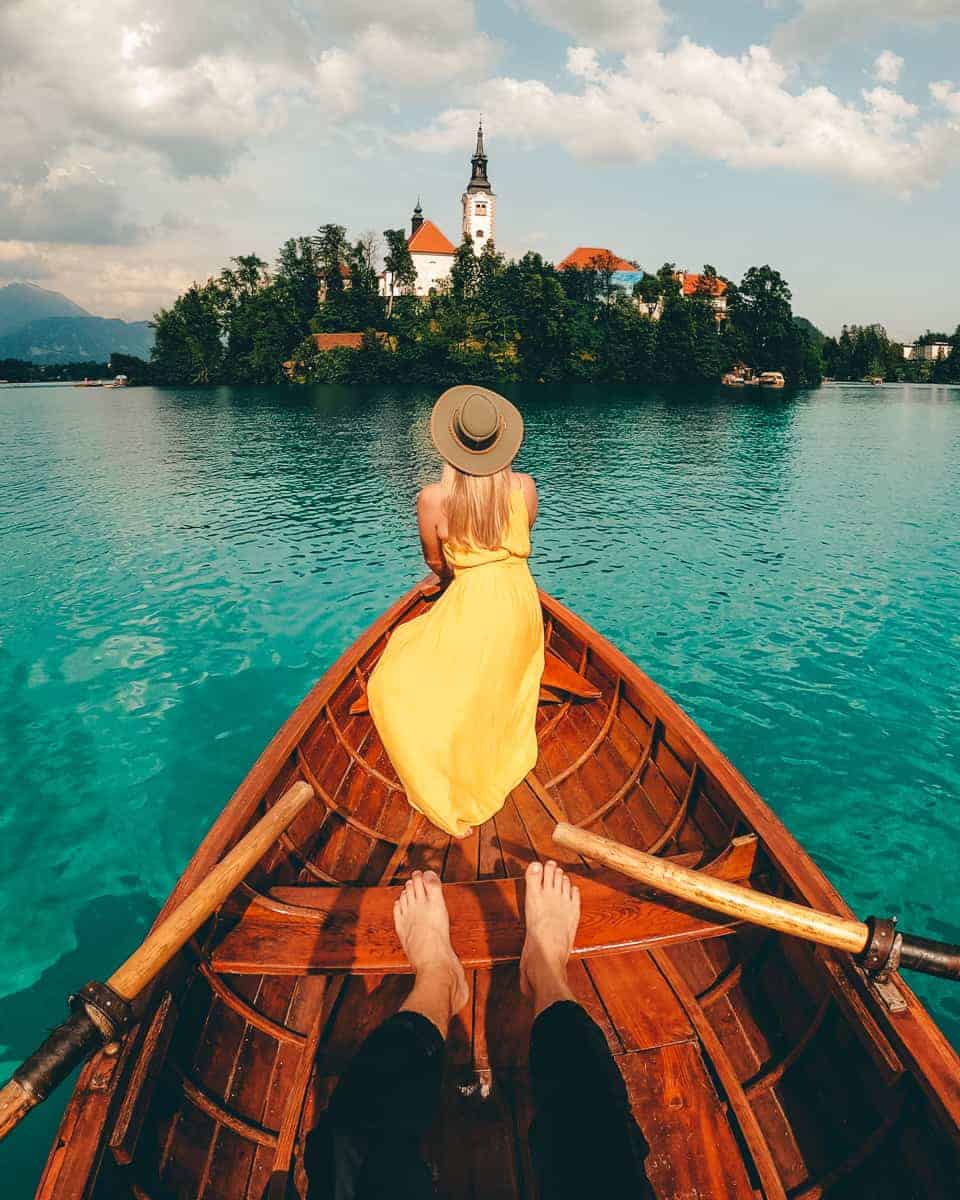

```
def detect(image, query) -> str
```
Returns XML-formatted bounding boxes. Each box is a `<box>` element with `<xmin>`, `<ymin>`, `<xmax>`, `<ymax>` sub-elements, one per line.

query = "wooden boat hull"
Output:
<box><xmin>37</xmin><ymin>580</ymin><xmax>960</xmax><ymax>1199</ymax></box>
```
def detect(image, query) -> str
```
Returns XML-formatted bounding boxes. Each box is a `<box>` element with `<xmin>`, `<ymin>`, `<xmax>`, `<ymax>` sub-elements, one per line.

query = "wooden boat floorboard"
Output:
<box><xmin>35</xmin><ymin>580</ymin><xmax>960</xmax><ymax>1200</ymax></box>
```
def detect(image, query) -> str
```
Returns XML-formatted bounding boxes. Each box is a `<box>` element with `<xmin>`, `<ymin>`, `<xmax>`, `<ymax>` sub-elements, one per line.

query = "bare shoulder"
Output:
<box><xmin>417</xmin><ymin>483</ymin><xmax>444</xmax><ymax>525</ymax></box>
<box><xmin>513</xmin><ymin>472</ymin><xmax>539</xmax><ymax>524</ymax></box>
<box><xmin>418</xmin><ymin>482</ymin><xmax>443</xmax><ymax>509</ymax></box>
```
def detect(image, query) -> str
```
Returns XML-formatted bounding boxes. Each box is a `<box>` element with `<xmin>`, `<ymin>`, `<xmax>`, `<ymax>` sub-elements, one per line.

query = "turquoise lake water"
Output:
<box><xmin>2</xmin><ymin>381</ymin><xmax>959</xmax><ymax>1191</ymax></box>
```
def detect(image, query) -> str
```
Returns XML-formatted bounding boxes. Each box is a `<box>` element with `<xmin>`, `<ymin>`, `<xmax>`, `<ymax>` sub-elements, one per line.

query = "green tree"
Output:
<box><xmin>729</xmin><ymin>265</ymin><xmax>793</xmax><ymax>368</ymax></box>
<box><xmin>599</xmin><ymin>297</ymin><xmax>657</xmax><ymax>382</ymax></box>
<box><xmin>313</xmin><ymin>224</ymin><xmax>350</xmax><ymax>330</ymax></box>
<box><xmin>654</xmin><ymin>294</ymin><xmax>695</xmax><ymax>382</ymax></box>
<box><xmin>108</xmin><ymin>353</ymin><xmax>154</xmax><ymax>384</ymax></box>
<box><xmin>508</xmin><ymin>254</ymin><xmax>570</xmax><ymax>382</ymax></box>
<box><xmin>634</xmin><ymin>274</ymin><xmax>662</xmax><ymax>306</ymax></box>
<box><xmin>151</xmin><ymin>282</ymin><xmax>224</xmax><ymax>384</ymax></box>
<box><xmin>656</xmin><ymin>262</ymin><xmax>681</xmax><ymax>300</ymax></box>
<box><xmin>383</xmin><ymin>228</ymin><xmax>416</xmax><ymax>318</ymax></box>
<box><xmin>342</xmin><ymin>238</ymin><xmax>384</xmax><ymax>329</ymax></box>
<box><xmin>275</xmin><ymin>237</ymin><xmax>322</xmax><ymax>329</ymax></box>
<box><xmin>449</xmin><ymin>236</ymin><xmax>480</xmax><ymax>308</ymax></box>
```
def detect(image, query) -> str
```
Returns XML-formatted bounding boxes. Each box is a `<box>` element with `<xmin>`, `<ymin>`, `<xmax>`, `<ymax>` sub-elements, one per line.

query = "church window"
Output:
<box><xmin>476</xmin><ymin>230</ymin><xmax>485</xmax><ymax>239</ymax></box>
<box><xmin>475</xmin><ymin>202</ymin><xmax>487</xmax><ymax>215</ymax></box>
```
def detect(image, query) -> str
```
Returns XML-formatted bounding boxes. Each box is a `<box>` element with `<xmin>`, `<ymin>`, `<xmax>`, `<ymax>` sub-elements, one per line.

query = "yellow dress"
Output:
<box><xmin>368</xmin><ymin>487</ymin><xmax>544</xmax><ymax>837</ymax></box>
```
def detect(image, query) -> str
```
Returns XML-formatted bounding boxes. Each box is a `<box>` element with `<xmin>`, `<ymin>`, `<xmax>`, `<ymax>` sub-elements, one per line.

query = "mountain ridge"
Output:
<box><xmin>0</xmin><ymin>282</ymin><xmax>92</xmax><ymax>338</ymax></box>
<box><xmin>0</xmin><ymin>315</ymin><xmax>154</xmax><ymax>363</ymax></box>
<box><xmin>0</xmin><ymin>282</ymin><xmax>154</xmax><ymax>363</ymax></box>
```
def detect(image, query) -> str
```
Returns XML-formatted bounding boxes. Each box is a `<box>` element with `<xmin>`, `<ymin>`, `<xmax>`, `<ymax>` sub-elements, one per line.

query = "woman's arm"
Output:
<box><xmin>518</xmin><ymin>473</ymin><xmax>539</xmax><ymax>527</ymax></box>
<box><xmin>417</xmin><ymin>486</ymin><xmax>451</xmax><ymax>583</ymax></box>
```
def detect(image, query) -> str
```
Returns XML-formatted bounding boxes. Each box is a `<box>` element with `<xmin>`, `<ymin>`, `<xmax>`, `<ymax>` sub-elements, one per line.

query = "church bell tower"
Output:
<box><xmin>461</xmin><ymin>120</ymin><xmax>495</xmax><ymax>254</ymax></box>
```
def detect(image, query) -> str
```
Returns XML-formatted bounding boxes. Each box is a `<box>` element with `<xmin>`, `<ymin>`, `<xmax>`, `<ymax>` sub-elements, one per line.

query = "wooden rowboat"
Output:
<box><xmin>37</xmin><ymin>580</ymin><xmax>960</xmax><ymax>1198</ymax></box>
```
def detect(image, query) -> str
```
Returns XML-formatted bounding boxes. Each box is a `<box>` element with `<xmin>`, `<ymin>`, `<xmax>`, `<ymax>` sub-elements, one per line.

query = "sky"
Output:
<box><xmin>1</xmin><ymin>0</ymin><xmax>959</xmax><ymax>340</ymax></box>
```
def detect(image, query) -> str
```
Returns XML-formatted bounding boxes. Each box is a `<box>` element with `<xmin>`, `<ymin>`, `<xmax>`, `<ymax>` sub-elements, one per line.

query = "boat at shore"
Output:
<box><xmin>723</xmin><ymin>365</ymin><xmax>763</xmax><ymax>388</ymax></box>
<box><xmin>759</xmin><ymin>371</ymin><xmax>786</xmax><ymax>389</ymax></box>
<box><xmin>33</xmin><ymin>580</ymin><xmax>960</xmax><ymax>1198</ymax></box>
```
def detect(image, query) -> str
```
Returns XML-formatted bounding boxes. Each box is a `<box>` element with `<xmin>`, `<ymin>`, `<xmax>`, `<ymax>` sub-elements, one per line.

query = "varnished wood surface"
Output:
<box><xmin>35</xmin><ymin>578</ymin><xmax>960</xmax><ymax>1200</ymax></box>
<box><xmin>212</xmin><ymin>875</ymin><xmax>748</xmax><ymax>976</ymax></box>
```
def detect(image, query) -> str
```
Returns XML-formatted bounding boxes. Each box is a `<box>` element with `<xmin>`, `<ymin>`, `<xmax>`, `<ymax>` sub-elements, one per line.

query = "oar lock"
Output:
<box><xmin>69</xmin><ymin>981</ymin><xmax>135</xmax><ymax>1053</ymax></box>
<box><xmin>859</xmin><ymin>917</ymin><xmax>901</xmax><ymax>979</ymax></box>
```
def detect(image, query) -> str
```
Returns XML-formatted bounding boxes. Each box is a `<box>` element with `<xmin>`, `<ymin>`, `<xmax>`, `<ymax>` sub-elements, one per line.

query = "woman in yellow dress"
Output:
<box><xmin>368</xmin><ymin>385</ymin><xmax>544</xmax><ymax>838</ymax></box>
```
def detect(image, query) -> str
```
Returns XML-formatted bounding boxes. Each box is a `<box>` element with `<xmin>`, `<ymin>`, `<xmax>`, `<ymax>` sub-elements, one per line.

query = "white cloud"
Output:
<box><xmin>873</xmin><ymin>50</ymin><xmax>904</xmax><ymax>85</ymax></box>
<box><xmin>930</xmin><ymin>80</ymin><xmax>960</xmax><ymax>116</ymax></box>
<box><xmin>863</xmin><ymin>86</ymin><xmax>919</xmax><ymax>126</ymax></box>
<box><xmin>407</xmin><ymin>38</ymin><xmax>960</xmax><ymax>191</ymax></box>
<box><xmin>774</xmin><ymin>1</ymin><xmax>960</xmax><ymax>57</ymax></box>
<box><xmin>354</xmin><ymin>25</ymin><xmax>494</xmax><ymax>86</ymax></box>
<box><xmin>518</xmin><ymin>0</ymin><xmax>669</xmax><ymax>55</ymax></box>
<box><xmin>0</xmin><ymin>243</ymin><xmax>53</xmax><ymax>282</ymax></box>
<box><xmin>0</xmin><ymin>167</ymin><xmax>145</xmax><ymax>245</ymax></box>
<box><xmin>0</xmin><ymin>1</ymin><xmax>494</xmax><ymax>193</ymax></box>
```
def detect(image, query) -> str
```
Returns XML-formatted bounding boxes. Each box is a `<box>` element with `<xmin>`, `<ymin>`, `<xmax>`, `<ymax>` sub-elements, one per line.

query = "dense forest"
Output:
<box><xmin>0</xmin><ymin>358</ymin><xmax>110</xmax><ymax>383</ymax></box>
<box><xmin>149</xmin><ymin>228</ymin><xmax>827</xmax><ymax>388</ymax></box>
<box><xmin>821</xmin><ymin>325</ymin><xmax>960</xmax><ymax>383</ymax></box>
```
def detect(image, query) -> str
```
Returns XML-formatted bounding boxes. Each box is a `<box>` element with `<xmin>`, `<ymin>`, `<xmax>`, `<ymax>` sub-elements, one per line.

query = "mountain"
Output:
<box><xmin>0</xmin><ymin>282</ymin><xmax>91</xmax><ymax>338</ymax></box>
<box><xmin>0</xmin><ymin>316</ymin><xmax>154</xmax><ymax>364</ymax></box>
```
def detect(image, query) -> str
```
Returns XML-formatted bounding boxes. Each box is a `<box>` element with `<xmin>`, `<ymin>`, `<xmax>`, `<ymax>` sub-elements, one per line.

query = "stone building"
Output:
<box><xmin>380</xmin><ymin>122</ymin><xmax>495</xmax><ymax>299</ymax></box>
<box><xmin>461</xmin><ymin>122</ymin><xmax>495</xmax><ymax>251</ymax></box>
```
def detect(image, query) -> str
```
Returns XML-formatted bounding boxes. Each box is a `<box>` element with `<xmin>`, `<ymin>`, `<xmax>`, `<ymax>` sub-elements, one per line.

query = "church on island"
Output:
<box><xmin>380</xmin><ymin>122</ymin><xmax>496</xmax><ymax>299</ymax></box>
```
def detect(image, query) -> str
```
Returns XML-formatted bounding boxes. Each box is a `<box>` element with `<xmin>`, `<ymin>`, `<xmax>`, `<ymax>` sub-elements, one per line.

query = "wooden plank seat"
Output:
<box><xmin>211</xmin><ymin>838</ymin><xmax>760</xmax><ymax>976</ymax></box>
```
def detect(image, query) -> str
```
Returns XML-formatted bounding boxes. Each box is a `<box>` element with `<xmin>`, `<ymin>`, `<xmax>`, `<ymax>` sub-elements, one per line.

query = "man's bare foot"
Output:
<box><xmin>520</xmin><ymin>860</ymin><xmax>581</xmax><ymax>1016</ymax></box>
<box><xmin>394</xmin><ymin>869</ymin><xmax>469</xmax><ymax>1014</ymax></box>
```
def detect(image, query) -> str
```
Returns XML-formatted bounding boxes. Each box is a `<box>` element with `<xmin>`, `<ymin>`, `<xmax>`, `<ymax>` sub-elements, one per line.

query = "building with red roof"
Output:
<box><xmin>679</xmin><ymin>271</ymin><xmax>729</xmax><ymax>321</ymax></box>
<box><xmin>681</xmin><ymin>273</ymin><xmax>728</xmax><ymax>299</ymax></box>
<box><xmin>559</xmin><ymin>247</ymin><xmax>638</xmax><ymax>272</ymax></box>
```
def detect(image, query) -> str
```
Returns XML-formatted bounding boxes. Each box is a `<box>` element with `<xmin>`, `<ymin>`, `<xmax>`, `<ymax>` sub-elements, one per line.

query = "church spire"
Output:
<box><xmin>411</xmin><ymin>196</ymin><xmax>424</xmax><ymax>236</ymax></box>
<box><xmin>467</xmin><ymin>118</ymin><xmax>491</xmax><ymax>193</ymax></box>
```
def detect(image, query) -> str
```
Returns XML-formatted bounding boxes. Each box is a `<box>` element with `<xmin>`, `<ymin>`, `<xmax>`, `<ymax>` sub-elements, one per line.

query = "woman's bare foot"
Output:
<box><xmin>395</xmin><ymin>869</ymin><xmax>469</xmax><ymax>1032</ymax></box>
<box><xmin>520</xmin><ymin>860</ymin><xmax>581</xmax><ymax>1017</ymax></box>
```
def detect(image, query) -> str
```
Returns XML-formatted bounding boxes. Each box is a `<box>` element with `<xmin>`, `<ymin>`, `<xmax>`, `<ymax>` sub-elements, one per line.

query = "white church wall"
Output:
<box><xmin>462</xmin><ymin>192</ymin><xmax>496</xmax><ymax>250</ymax></box>
<box><xmin>412</xmin><ymin>255</ymin><xmax>454</xmax><ymax>295</ymax></box>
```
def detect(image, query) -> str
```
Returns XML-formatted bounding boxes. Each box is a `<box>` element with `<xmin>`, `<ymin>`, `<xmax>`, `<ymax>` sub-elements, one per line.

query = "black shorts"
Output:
<box><xmin>303</xmin><ymin>1000</ymin><xmax>654</xmax><ymax>1199</ymax></box>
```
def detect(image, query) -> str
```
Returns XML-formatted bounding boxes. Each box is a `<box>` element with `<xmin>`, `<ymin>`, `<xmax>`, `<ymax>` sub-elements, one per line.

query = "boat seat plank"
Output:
<box><xmin>210</xmin><ymin>853</ymin><xmax>757</xmax><ymax>975</ymax></box>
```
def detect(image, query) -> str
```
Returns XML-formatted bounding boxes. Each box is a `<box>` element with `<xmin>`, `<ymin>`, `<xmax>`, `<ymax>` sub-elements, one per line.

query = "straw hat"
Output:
<box><xmin>429</xmin><ymin>385</ymin><xmax>524</xmax><ymax>476</ymax></box>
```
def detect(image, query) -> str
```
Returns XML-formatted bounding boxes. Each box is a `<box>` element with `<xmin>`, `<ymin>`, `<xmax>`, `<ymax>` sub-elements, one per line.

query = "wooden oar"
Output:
<box><xmin>553</xmin><ymin>823</ymin><xmax>960</xmax><ymax>982</ymax></box>
<box><xmin>0</xmin><ymin>780</ymin><xmax>315</xmax><ymax>1142</ymax></box>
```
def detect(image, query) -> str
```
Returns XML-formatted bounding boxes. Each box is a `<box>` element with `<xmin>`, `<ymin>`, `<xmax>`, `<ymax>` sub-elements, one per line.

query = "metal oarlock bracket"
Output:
<box><xmin>68</xmin><ymin>980</ymin><xmax>134</xmax><ymax>1041</ymax></box>
<box><xmin>859</xmin><ymin>917</ymin><xmax>908</xmax><ymax>1013</ymax></box>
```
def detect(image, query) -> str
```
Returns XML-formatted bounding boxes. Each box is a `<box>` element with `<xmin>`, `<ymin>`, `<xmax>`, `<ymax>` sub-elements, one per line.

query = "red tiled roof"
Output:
<box><xmin>408</xmin><ymin>220</ymin><xmax>456</xmax><ymax>255</ymax></box>
<box><xmin>559</xmin><ymin>246</ymin><xmax>637</xmax><ymax>272</ymax></box>
<box><xmin>681</xmin><ymin>273</ymin><xmax>728</xmax><ymax>298</ymax></box>
<box><xmin>312</xmin><ymin>332</ymin><xmax>389</xmax><ymax>351</ymax></box>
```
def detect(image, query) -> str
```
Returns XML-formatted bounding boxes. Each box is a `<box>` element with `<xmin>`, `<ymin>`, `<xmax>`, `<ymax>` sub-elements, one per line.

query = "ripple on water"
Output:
<box><xmin>1</xmin><ymin>382</ymin><xmax>959</xmax><ymax>1190</ymax></box>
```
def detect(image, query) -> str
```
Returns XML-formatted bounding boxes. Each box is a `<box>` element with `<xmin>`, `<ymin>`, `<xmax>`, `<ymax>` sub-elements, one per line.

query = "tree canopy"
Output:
<box><xmin>150</xmin><ymin>228</ymin><xmax>826</xmax><ymax>388</ymax></box>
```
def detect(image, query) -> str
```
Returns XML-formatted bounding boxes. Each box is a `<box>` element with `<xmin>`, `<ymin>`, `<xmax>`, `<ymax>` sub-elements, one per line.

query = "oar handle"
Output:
<box><xmin>553</xmin><ymin>823</ymin><xmax>960</xmax><ymax>982</ymax></box>
<box><xmin>554</xmin><ymin>822</ymin><xmax>869</xmax><ymax>953</ymax></box>
<box><xmin>0</xmin><ymin>781</ymin><xmax>315</xmax><ymax>1143</ymax></box>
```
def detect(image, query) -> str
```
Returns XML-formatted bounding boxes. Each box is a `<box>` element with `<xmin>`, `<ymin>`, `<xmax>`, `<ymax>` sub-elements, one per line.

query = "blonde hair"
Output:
<box><xmin>441</xmin><ymin>463</ymin><xmax>513</xmax><ymax>550</ymax></box>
